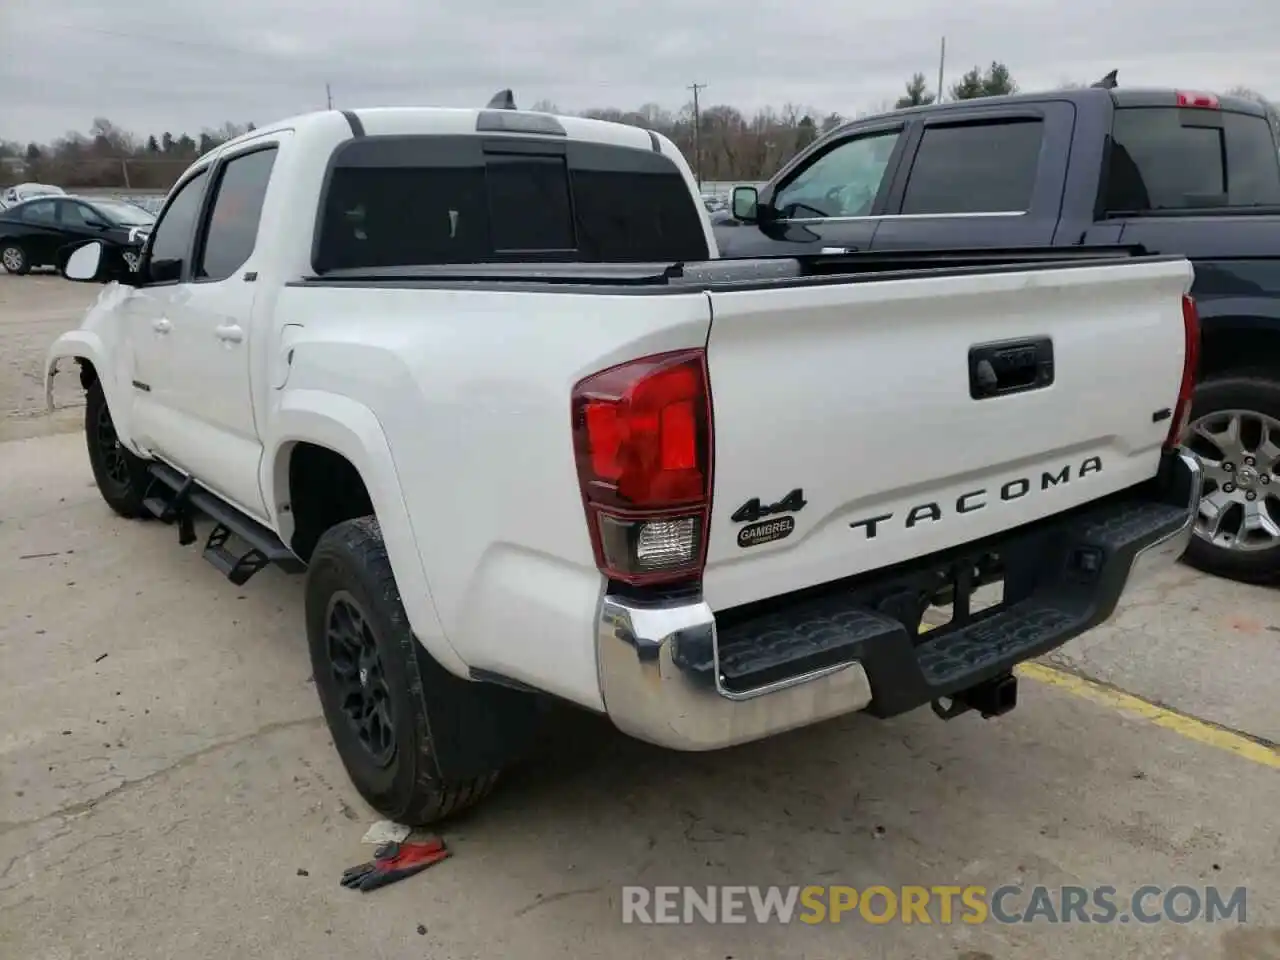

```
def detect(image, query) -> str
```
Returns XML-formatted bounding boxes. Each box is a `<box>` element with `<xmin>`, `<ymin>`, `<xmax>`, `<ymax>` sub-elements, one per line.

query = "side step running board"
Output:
<box><xmin>144</xmin><ymin>462</ymin><xmax>306</xmax><ymax>585</ymax></box>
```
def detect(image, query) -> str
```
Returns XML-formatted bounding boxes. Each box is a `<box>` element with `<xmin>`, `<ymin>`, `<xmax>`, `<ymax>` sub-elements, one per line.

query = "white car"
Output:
<box><xmin>3</xmin><ymin>182</ymin><xmax>65</xmax><ymax>206</ymax></box>
<box><xmin>46</xmin><ymin>103</ymin><xmax>1201</xmax><ymax>825</ymax></box>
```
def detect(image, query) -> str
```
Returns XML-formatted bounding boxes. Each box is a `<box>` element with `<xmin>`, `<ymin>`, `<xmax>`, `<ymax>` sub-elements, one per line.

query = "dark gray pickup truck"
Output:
<box><xmin>719</xmin><ymin>84</ymin><xmax>1280</xmax><ymax>585</ymax></box>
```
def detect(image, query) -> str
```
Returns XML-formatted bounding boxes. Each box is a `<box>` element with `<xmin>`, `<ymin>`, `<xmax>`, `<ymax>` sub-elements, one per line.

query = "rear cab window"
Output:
<box><xmin>313</xmin><ymin>131</ymin><xmax>710</xmax><ymax>272</ymax></box>
<box><xmin>1105</xmin><ymin>104</ymin><xmax>1280</xmax><ymax>213</ymax></box>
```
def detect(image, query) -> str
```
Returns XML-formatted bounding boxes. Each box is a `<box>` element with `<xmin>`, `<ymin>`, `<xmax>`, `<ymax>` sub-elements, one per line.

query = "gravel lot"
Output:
<box><xmin>1</xmin><ymin>273</ymin><xmax>1278</xmax><ymax>959</ymax></box>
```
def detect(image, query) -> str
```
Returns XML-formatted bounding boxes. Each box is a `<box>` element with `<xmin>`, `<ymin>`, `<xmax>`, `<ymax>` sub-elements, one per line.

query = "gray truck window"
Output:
<box><xmin>1106</xmin><ymin>107</ymin><xmax>1280</xmax><ymax>212</ymax></box>
<box><xmin>900</xmin><ymin>120</ymin><xmax>1043</xmax><ymax>215</ymax></box>
<box><xmin>146</xmin><ymin>168</ymin><xmax>210</xmax><ymax>282</ymax></box>
<box><xmin>314</xmin><ymin>138</ymin><xmax>709</xmax><ymax>271</ymax></box>
<box><xmin>197</xmin><ymin>148</ymin><xmax>277</xmax><ymax>282</ymax></box>
<box><xmin>773</xmin><ymin>130</ymin><xmax>901</xmax><ymax>219</ymax></box>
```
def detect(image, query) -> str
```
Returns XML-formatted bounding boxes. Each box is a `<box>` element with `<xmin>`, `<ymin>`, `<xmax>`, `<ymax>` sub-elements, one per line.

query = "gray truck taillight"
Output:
<box><xmin>571</xmin><ymin>349</ymin><xmax>713</xmax><ymax>586</ymax></box>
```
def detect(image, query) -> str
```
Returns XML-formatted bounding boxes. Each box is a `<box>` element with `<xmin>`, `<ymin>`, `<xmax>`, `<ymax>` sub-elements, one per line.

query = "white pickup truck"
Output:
<box><xmin>46</xmin><ymin>100</ymin><xmax>1203</xmax><ymax>826</ymax></box>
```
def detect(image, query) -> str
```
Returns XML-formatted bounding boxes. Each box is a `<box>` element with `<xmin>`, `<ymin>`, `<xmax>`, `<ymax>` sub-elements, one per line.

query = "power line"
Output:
<box><xmin>689</xmin><ymin>82</ymin><xmax>706</xmax><ymax>187</ymax></box>
<box><xmin>21</xmin><ymin>19</ymin><xmax>262</xmax><ymax>57</ymax></box>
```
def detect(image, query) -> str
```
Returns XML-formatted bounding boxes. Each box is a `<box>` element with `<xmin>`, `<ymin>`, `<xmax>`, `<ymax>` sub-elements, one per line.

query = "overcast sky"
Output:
<box><xmin>1</xmin><ymin>0</ymin><xmax>1276</xmax><ymax>143</ymax></box>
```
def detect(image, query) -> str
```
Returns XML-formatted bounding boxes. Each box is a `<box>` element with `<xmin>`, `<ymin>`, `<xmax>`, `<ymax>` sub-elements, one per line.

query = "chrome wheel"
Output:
<box><xmin>122</xmin><ymin>251</ymin><xmax>140</xmax><ymax>272</ymax></box>
<box><xmin>2</xmin><ymin>246</ymin><xmax>23</xmax><ymax>272</ymax></box>
<box><xmin>1186</xmin><ymin>409</ymin><xmax>1280</xmax><ymax>552</ymax></box>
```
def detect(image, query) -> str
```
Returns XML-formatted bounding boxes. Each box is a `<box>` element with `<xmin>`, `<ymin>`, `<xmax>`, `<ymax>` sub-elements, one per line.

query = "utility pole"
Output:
<box><xmin>326</xmin><ymin>82</ymin><xmax>333</xmax><ymax>110</ymax></box>
<box><xmin>689</xmin><ymin>82</ymin><xmax>706</xmax><ymax>187</ymax></box>
<box><xmin>936</xmin><ymin>37</ymin><xmax>946</xmax><ymax>105</ymax></box>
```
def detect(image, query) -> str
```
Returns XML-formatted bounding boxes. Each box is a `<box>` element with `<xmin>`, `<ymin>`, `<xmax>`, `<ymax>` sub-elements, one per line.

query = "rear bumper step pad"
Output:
<box><xmin>674</xmin><ymin>452</ymin><xmax>1199</xmax><ymax>719</ymax></box>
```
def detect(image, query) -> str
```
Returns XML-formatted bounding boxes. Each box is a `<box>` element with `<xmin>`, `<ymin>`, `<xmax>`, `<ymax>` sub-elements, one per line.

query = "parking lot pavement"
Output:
<box><xmin>0</xmin><ymin>434</ymin><xmax>1277</xmax><ymax>960</ymax></box>
<box><xmin>0</xmin><ymin>274</ymin><xmax>94</xmax><ymax>442</ymax></box>
<box><xmin>2</xmin><ymin>274</ymin><xmax>1279</xmax><ymax>958</ymax></box>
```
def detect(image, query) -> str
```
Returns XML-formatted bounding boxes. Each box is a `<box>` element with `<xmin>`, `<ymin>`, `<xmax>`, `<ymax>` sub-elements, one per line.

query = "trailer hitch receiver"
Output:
<box><xmin>931</xmin><ymin>672</ymin><xmax>1018</xmax><ymax>720</ymax></box>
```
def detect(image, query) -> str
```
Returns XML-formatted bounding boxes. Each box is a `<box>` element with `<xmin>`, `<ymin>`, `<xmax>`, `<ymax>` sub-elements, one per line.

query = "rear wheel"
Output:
<box><xmin>1</xmin><ymin>243</ymin><xmax>29</xmax><ymax>275</ymax></box>
<box><xmin>84</xmin><ymin>381</ymin><xmax>151</xmax><ymax>518</ymax></box>
<box><xmin>305</xmin><ymin>517</ymin><xmax>541</xmax><ymax>825</ymax></box>
<box><xmin>1182</xmin><ymin>374</ymin><xmax>1280</xmax><ymax>584</ymax></box>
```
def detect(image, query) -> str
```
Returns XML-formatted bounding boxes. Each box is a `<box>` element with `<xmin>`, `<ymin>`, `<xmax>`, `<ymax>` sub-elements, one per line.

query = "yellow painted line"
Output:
<box><xmin>918</xmin><ymin>622</ymin><xmax>1280</xmax><ymax>769</ymax></box>
<box><xmin>1016</xmin><ymin>662</ymin><xmax>1280</xmax><ymax>770</ymax></box>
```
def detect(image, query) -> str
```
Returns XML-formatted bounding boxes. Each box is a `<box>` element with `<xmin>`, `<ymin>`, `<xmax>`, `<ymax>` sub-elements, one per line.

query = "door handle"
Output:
<box><xmin>215</xmin><ymin>323</ymin><xmax>244</xmax><ymax>344</ymax></box>
<box><xmin>820</xmin><ymin>247</ymin><xmax>852</xmax><ymax>254</ymax></box>
<box><xmin>152</xmin><ymin>318</ymin><xmax>172</xmax><ymax>334</ymax></box>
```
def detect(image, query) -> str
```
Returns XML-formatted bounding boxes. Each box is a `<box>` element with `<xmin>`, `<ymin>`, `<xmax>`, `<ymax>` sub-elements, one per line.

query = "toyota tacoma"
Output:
<box><xmin>46</xmin><ymin>98</ymin><xmax>1202</xmax><ymax>825</ymax></box>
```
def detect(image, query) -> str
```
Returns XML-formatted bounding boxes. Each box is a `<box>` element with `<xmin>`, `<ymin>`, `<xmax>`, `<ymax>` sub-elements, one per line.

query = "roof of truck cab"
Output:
<box><xmin>836</xmin><ymin>86</ymin><xmax>1267</xmax><ymax>134</ymax></box>
<box><xmin>205</xmin><ymin>106</ymin><xmax>662</xmax><ymax>160</ymax></box>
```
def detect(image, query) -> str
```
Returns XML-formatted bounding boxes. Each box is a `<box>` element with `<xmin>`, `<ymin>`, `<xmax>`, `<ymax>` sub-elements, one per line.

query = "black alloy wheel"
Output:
<box><xmin>325</xmin><ymin>590</ymin><xmax>397</xmax><ymax>767</ymax></box>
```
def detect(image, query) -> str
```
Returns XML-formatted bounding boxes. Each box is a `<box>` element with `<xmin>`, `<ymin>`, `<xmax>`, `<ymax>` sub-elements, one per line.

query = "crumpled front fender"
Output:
<box><xmin>44</xmin><ymin>282</ymin><xmax>137</xmax><ymax>447</ymax></box>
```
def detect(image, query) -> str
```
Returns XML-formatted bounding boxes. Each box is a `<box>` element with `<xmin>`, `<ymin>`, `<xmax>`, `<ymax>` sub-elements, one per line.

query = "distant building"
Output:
<box><xmin>0</xmin><ymin>157</ymin><xmax>29</xmax><ymax>183</ymax></box>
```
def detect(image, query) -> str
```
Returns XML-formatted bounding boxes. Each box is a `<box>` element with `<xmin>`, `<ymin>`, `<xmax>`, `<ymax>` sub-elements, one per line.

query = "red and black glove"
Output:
<box><xmin>340</xmin><ymin>839</ymin><xmax>450</xmax><ymax>892</ymax></box>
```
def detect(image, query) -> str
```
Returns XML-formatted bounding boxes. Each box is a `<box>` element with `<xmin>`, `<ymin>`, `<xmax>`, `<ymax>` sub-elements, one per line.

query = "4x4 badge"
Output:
<box><xmin>731</xmin><ymin>488</ymin><xmax>807</xmax><ymax>524</ymax></box>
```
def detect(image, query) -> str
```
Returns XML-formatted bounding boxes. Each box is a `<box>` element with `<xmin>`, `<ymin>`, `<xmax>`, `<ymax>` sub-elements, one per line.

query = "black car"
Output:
<box><xmin>0</xmin><ymin>195</ymin><xmax>154</xmax><ymax>275</ymax></box>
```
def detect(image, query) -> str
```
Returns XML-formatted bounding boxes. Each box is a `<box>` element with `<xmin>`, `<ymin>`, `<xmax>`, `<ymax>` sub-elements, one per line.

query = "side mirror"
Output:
<box><xmin>731</xmin><ymin>185</ymin><xmax>760</xmax><ymax>222</ymax></box>
<box><xmin>60</xmin><ymin>241</ymin><xmax>130</xmax><ymax>285</ymax></box>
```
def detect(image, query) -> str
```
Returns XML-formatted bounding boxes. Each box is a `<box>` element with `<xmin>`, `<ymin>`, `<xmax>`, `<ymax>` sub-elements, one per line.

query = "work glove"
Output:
<box><xmin>340</xmin><ymin>838</ymin><xmax>450</xmax><ymax>892</ymax></box>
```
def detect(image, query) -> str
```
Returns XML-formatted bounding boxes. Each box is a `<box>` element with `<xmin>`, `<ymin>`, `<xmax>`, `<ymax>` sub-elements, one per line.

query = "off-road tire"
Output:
<box><xmin>1182</xmin><ymin>373</ymin><xmax>1280</xmax><ymax>585</ymax></box>
<box><xmin>84</xmin><ymin>380</ymin><xmax>151</xmax><ymax>518</ymax></box>
<box><xmin>1</xmin><ymin>243</ymin><xmax>29</xmax><ymax>275</ymax></box>
<box><xmin>306</xmin><ymin>517</ymin><xmax>538</xmax><ymax>825</ymax></box>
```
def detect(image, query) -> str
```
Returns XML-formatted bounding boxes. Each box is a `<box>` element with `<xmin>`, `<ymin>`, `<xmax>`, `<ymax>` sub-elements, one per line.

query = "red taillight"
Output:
<box><xmin>572</xmin><ymin>349</ymin><xmax>713</xmax><ymax>585</ymax></box>
<box><xmin>1168</xmin><ymin>294</ymin><xmax>1201</xmax><ymax>448</ymax></box>
<box><xmin>1176</xmin><ymin>91</ymin><xmax>1220</xmax><ymax>109</ymax></box>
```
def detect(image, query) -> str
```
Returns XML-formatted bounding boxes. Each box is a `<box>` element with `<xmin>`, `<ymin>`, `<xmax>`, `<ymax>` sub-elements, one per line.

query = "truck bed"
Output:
<box><xmin>274</xmin><ymin>250</ymin><xmax>1193</xmax><ymax>692</ymax></box>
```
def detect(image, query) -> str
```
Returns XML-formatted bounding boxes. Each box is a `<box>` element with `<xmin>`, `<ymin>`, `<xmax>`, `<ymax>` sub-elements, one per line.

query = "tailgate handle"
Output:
<box><xmin>968</xmin><ymin>337</ymin><xmax>1054</xmax><ymax>400</ymax></box>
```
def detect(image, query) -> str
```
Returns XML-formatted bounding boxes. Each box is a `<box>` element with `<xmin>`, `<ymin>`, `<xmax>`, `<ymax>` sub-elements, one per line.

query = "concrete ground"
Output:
<box><xmin>1</xmin><ymin>274</ymin><xmax>1278</xmax><ymax>959</ymax></box>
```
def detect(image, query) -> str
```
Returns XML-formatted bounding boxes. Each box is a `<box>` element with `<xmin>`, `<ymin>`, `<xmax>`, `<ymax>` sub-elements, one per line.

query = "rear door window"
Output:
<box><xmin>18</xmin><ymin>199</ymin><xmax>57</xmax><ymax>225</ymax></box>
<box><xmin>1105</xmin><ymin>107</ymin><xmax>1280</xmax><ymax>212</ymax></box>
<box><xmin>195</xmin><ymin>147</ymin><xmax>277</xmax><ymax>282</ymax></box>
<box><xmin>899</xmin><ymin>120</ymin><xmax>1044</xmax><ymax>215</ymax></box>
<box><xmin>313</xmin><ymin>135</ymin><xmax>709</xmax><ymax>272</ymax></box>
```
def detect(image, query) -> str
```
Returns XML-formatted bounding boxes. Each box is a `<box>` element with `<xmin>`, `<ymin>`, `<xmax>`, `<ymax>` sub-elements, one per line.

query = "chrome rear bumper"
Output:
<box><xmin>596</xmin><ymin>596</ymin><xmax>873</xmax><ymax>751</ymax></box>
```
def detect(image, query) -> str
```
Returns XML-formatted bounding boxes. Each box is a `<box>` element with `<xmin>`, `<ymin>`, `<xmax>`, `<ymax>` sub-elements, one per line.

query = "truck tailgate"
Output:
<box><xmin>701</xmin><ymin>257</ymin><xmax>1194</xmax><ymax>611</ymax></box>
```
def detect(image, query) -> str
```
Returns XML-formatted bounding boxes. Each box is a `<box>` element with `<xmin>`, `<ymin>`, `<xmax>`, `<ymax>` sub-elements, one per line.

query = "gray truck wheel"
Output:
<box><xmin>304</xmin><ymin>516</ymin><xmax>541</xmax><ymax>825</ymax></box>
<box><xmin>1182</xmin><ymin>374</ymin><xmax>1280</xmax><ymax>584</ymax></box>
<box><xmin>84</xmin><ymin>381</ymin><xmax>151</xmax><ymax>518</ymax></box>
